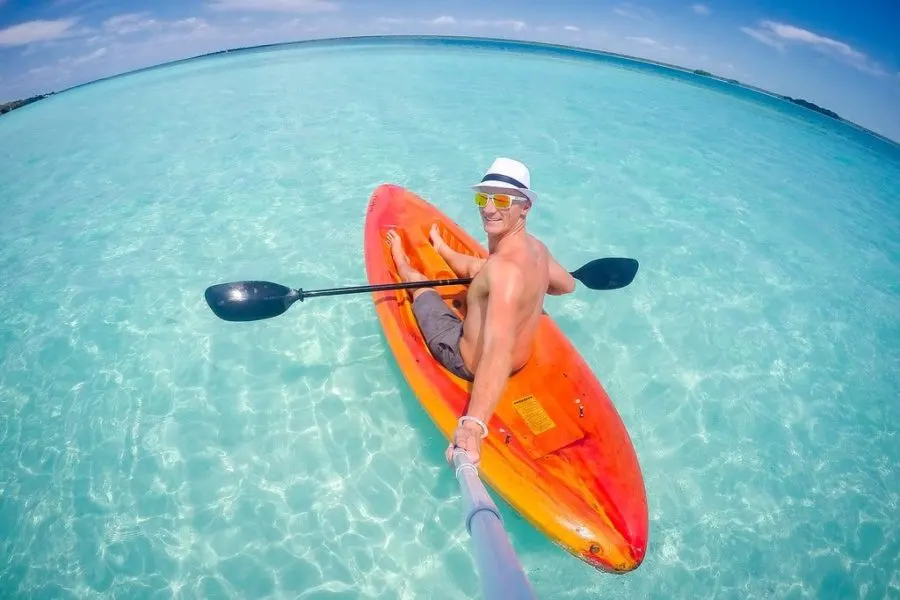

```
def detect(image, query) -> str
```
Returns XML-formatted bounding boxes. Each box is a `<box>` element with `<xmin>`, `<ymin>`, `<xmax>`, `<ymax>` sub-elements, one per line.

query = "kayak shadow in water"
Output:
<box><xmin>380</xmin><ymin>347</ymin><xmax>458</xmax><ymax>488</ymax></box>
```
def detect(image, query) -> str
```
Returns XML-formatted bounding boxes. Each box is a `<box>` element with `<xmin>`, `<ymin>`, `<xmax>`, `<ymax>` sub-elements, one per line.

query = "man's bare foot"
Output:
<box><xmin>386</xmin><ymin>230</ymin><xmax>427</xmax><ymax>284</ymax></box>
<box><xmin>429</xmin><ymin>223</ymin><xmax>446</xmax><ymax>252</ymax></box>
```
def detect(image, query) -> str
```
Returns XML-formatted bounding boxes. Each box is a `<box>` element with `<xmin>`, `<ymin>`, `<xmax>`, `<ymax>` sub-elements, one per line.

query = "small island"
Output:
<box><xmin>690</xmin><ymin>68</ymin><xmax>843</xmax><ymax>122</ymax></box>
<box><xmin>0</xmin><ymin>93</ymin><xmax>53</xmax><ymax>116</ymax></box>
<box><xmin>691</xmin><ymin>69</ymin><xmax>738</xmax><ymax>84</ymax></box>
<box><xmin>781</xmin><ymin>96</ymin><xmax>842</xmax><ymax>120</ymax></box>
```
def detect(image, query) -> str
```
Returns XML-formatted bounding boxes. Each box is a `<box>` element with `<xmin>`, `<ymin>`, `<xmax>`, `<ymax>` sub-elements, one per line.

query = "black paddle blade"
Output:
<box><xmin>571</xmin><ymin>257</ymin><xmax>639</xmax><ymax>290</ymax></box>
<box><xmin>204</xmin><ymin>281</ymin><xmax>301</xmax><ymax>322</ymax></box>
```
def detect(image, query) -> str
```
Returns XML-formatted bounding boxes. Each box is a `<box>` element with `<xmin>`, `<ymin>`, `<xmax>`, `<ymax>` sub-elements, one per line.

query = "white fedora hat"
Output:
<box><xmin>471</xmin><ymin>157</ymin><xmax>537</xmax><ymax>203</ymax></box>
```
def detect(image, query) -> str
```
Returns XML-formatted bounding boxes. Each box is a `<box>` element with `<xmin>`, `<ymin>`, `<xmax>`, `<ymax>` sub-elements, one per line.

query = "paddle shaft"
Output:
<box><xmin>299</xmin><ymin>275</ymin><xmax>476</xmax><ymax>300</ymax></box>
<box><xmin>296</xmin><ymin>257</ymin><xmax>637</xmax><ymax>300</ymax></box>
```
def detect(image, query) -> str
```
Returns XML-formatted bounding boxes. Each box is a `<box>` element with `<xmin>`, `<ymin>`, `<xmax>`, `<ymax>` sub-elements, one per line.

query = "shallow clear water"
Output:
<box><xmin>1</xmin><ymin>37</ymin><xmax>898</xmax><ymax>599</ymax></box>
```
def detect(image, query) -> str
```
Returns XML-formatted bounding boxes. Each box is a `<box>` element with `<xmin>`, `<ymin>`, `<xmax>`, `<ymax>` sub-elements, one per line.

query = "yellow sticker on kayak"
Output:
<box><xmin>513</xmin><ymin>395</ymin><xmax>556</xmax><ymax>435</ymax></box>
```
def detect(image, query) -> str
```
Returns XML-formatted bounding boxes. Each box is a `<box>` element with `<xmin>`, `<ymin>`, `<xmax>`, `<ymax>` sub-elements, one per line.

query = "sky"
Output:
<box><xmin>1</xmin><ymin>0</ymin><xmax>899</xmax><ymax>141</ymax></box>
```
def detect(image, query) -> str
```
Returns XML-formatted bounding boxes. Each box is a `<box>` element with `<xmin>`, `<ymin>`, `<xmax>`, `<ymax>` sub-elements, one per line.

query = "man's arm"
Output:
<box><xmin>547</xmin><ymin>254</ymin><xmax>576</xmax><ymax>295</ymax></box>
<box><xmin>463</xmin><ymin>261</ymin><xmax>522</xmax><ymax>424</ymax></box>
<box><xmin>434</xmin><ymin>237</ymin><xmax>487</xmax><ymax>278</ymax></box>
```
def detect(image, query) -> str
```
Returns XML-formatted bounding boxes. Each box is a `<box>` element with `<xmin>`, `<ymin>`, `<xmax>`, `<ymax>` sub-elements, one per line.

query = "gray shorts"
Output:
<box><xmin>411</xmin><ymin>290</ymin><xmax>475</xmax><ymax>381</ymax></box>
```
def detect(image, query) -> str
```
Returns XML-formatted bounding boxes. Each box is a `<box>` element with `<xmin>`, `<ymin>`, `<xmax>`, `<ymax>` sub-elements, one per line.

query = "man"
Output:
<box><xmin>386</xmin><ymin>157</ymin><xmax>576</xmax><ymax>465</ymax></box>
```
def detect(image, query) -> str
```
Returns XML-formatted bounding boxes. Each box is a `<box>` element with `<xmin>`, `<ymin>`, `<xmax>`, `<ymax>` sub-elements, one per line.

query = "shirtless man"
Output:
<box><xmin>385</xmin><ymin>157</ymin><xmax>576</xmax><ymax>465</ymax></box>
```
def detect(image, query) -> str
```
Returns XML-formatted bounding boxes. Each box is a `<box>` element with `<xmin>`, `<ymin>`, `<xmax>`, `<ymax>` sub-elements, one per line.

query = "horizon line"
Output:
<box><xmin>4</xmin><ymin>33</ymin><xmax>899</xmax><ymax>148</ymax></box>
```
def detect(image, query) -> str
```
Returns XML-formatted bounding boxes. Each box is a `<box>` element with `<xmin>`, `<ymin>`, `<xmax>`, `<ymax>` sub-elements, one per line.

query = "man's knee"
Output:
<box><xmin>410</xmin><ymin>291</ymin><xmax>472</xmax><ymax>379</ymax></box>
<box><xmin>412</xmin><ymin>289</ymin><xmax>454</xmax><ymax>329</ymax></box>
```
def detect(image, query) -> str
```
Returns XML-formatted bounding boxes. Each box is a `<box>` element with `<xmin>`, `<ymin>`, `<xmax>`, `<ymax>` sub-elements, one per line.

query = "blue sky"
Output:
<box><xmin>1</xmin><ymin>0</ymin><xmax>899</xmax><ymax>141</ymax></box>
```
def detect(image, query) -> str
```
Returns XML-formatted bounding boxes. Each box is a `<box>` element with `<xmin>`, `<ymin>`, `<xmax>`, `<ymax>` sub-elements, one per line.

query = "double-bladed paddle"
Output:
<box><xmin>203</xmin><ymin>256</ymin><xmax>638</xmax><ymax>322</ymax></box>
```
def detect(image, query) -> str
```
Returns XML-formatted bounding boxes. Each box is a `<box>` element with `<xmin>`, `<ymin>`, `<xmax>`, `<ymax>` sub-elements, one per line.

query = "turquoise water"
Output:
<box><xmin>1</xmin><ymin>36</ymin><xmax>898</xmax><ymax>599</ymax></box>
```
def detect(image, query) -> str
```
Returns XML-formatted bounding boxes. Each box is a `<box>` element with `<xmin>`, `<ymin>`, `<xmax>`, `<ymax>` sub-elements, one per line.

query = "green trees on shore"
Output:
<box><xmin>0</xmin><ymin>93</ymin><xmax>53</xmax><ymax>115</ymax></box>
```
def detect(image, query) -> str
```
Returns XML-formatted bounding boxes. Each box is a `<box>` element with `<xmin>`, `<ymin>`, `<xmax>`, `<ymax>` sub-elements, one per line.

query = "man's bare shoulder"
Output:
<box><xmin>529</xmin><ymin>235</ymin><xmax>554</xmax><ymax>257</ymax></box>
<box><xmin>483</xmin><ymin>255</ymin><xmax>525</xmax><ymax>290</ymax></box>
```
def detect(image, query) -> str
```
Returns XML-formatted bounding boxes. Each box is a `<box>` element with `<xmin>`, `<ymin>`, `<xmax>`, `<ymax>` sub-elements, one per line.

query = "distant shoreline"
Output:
<box><xmin>0</xmin><ymin>93</ymin><xmax>55</xmax><ymax>115</ymax></box>
<box><xmin>1</xmin><ymin>34</ymin><xmax>895</xmax><ymax>147</ymax></box>
<box><xmin>689</xmin><ymin>69</ymin><xmax>843</xmax><ymax>120</ymax></box>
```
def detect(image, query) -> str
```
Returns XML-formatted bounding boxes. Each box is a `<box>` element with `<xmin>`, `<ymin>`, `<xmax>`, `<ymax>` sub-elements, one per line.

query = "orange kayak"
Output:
<box><xmin>363</xmin><ymin>184</ymin><xmax>648</xmax><ymax>572</ymax></box>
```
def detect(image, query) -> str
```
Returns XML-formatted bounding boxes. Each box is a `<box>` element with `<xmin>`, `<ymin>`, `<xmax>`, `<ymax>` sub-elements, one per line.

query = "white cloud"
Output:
<box><xmin>468</xmin><ymin>19</ymin><xmax>527</xmax><ymax>32</ymax></box>
<box><xmin>206</xmin><ymin>0</ymin><xmax>339</xmax><ymax>13</ymax></box>
<box><xmin>375</xmin><ymin>17</ymin><xmax>410</xmax><ymax>26</ymax></box>
<box><xmin>613</xmin><ymin>4</ymin><xmax>655</xmax><ymax>22</ymax></box>
<box><xmin>740</xmin><ymin>26</ymin><xmax>784</xmax><ymax>51</ymax></box>
<box><xmin>0</xmin><ymin>18</ymin><xmax>78</xmax><ymax>47</ymax></box>
<box><xmin>626</xmin><ymin>36</ymin><xmax>657</xmax><ymax>46</ymax></box>
<box><xmin>764</xmin><ymin>21</ymin><xmax>862</xmax><ymax>60</ymax></box>
<box><xmin>64</xmin><ymin>46</ymin><xmax>108</xmax><ymax>65</ymax></box>
<box><xmin>387</xmin><ymin>16</ymin><xmax>526</xmax><ymax>32</ymax></box>
<box><xmin>564</xmin><ymin>25</ymin><xmax>580</xmax><ymax>32</ymax></box>
<box><xmin>73</xmin><ymin>13</ymin><xmax>207</xmax><ymax>49</ymax></box>
<box><xmin>172</xmin><ymin>18</ymin><xmax>209</xmax><ymax>30</ymax></box>
<box><xmin>81</xmin><ymin>47</ymin><xmax>107</xmax><ymax>62</ymax></box>
<box><xmin>430</xmin><ymin>16</ymin><xmax>456</xmax><ymax>26</ymax></box>
<box><xmin>613</xmin><ymin>8</ymin><xmax>638</xmax><ymax>19</ymax></box>
<box><xmin>742</xmin><ymin>20</ymin><xmax>886</xmax><ymax>75</ymax></box>
<box><xmin>103</xmin><ymin>13</ymin><xmax>160</xmax><ymax>35</ymax></box>
<box><xmin>692</xmin><ymin>4</ymin><xmax>710</xmax><ymax>15</ymax></box>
